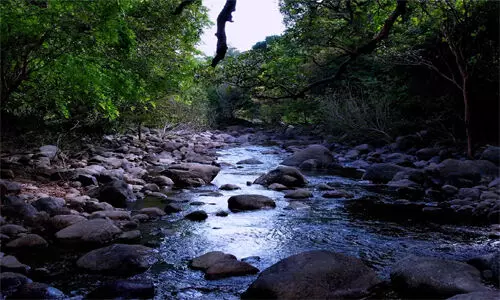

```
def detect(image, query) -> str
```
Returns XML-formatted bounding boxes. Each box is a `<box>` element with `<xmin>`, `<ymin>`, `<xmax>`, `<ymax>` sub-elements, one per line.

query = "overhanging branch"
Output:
<box><xmin>174</xmin><ymin>0</ymin><xmax>197</xmax><ymax>15</ymax></box>
<box><xmin>211</xmin><ymin>0</ymin><xmax>236</xmax><ymax>67</ymax></box>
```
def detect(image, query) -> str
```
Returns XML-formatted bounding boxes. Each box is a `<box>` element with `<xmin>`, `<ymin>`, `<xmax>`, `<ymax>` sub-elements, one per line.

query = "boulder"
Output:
<box><xmin>0</xmin><ymin>180</ymin><xmax>22</xmax><ymax>196</ymax></box>
<box><xmin>189</xmin><ymin>251</ymin><xmax>258</xmax><ymax>280</ymax></box>
<box><xmin>55</xmin><ymin>218</ymin><xmax>121</xmax><ymax>245</ymax></box>
<box><xmin>254</xmin><ymin>166</ymin><xmax>307</xmax><ymax>187</ymax></box>
<box><xmin>237</xmin><ymin>158</ymin><xmax>264</xmax><ymax>165</ymax></box>
<box><xmin>390</xmin><ymin>256</ymin><xmax>488</xmax><ymax>298</ymax></box>
<box><xmin>50</xmin><ymin>215</ymin><xmax>87</xmax><ymax>231</ymax></box>
<box><xmin>9</xmin><ymin>282</ymin><xmax>65</xmax><ymax>299</ymax></box>
<box><xmin>39</xmin><ymin>145</ymin><xmax>59</xmax><ymax>159</ymax></box>
<box><xmin>0</xmin><ymin>272</ymin><xmax>32</xmax><ymax>297</ymax></box>
<box><xmin>284</xmin><ymin>189</ymin><xmax>312</xmax><ymax>199</ymax></box>
<box><xmin>88</xmin><ymin>180</ymin><xmax>136</xmax><ymax>208</ymax></box>
<box><xmin>164</xmin><ymin>203</ymin><xmax>183</xmax><ymax>214</ymax></box>
<box><xmin>0</xmin><ymin>224</ymin><xmax>28</xmax><ymax>237</ymax></box>
<box><xmin>190</xmin><ymin>251</ymin><xmax>236</xmax><ymax>270</ymax></box>
<box><xmin>416</xmin><ymin>148</ymin><xmax>440</xmax><ymax>161</ymax></box>
<box><xmin>481</xmin><ymin>146</ymin><xmax>500</xmax><ymax>165</ymax></box>
<box><xmin>434</xmin><ymin>159</ymin><xmax>498</xmax><ymax>185</ymax></box>
<box><xmin>76</xmin><ymin>244</ymin><xmax>155</xmax><ymax>274</ymax></box>
<box><xmin>467</xmin><ymin>252</ymin><xmax>500</xmax><ymax>286</ymax></box>
<box><xmin>242</xmin><ymin>250</ymin><xmax>380</xmax><ymax>299</ymax></box>
<box><xmin>6</xmin><ymin>234</ymin><xmax>48</xmax><ymax>250</ymax></box>
<box><xmin>268</xmin><ymin>183</ymin><xmax>288</xmax><ymax>191</ymax></box>
<box><xmin>228</xmin><ymin>195</ymin><xmax>276</xmax><ymax>212</ymax></box>
<box><xmin>0</xmin><ymin>256</ymin><xmax>30</xmax><ymax>274</ymax></box>
<box><xmin>281</xmin><ymin>145</ymin><xmax>334</xmax><ymax>168</ymax></box>
<box><xmin>89</xmin><ymin>210</ymin><xmax>131</xmax><ymax>220</ymax></box>
<box><xmin>86</xmin><ymin>279</ymin><xmax>154</xmax><ymax>299</ymax></box>
<box><xmin>185</xmin><ymin>210</ymin><xmax>208</xmax><ymax>221</ymax></box>
<box><xmin>447</xmin><ymin>291</ymin><xmax>500</xmax><ymax>300</ymax></box>
<box><xmin>138</xmin><ymin>207</ymin><xmax>165</xmax><ymax>218</ymax></box>
<box><xmin>362</xmin><ymin>163</ymin><xmax>405</xmax><ymax>183</ymax></box>
<box><xmin>150</xmin><ymin>176</ymin><xmax>174</xmax><ymax>187</ymax></box>
<box><xmin>219</xmin><ymin>184</ymin><xmax>241</xmax><ymax>191</ymax></box>
<box><xmin>161</xmin><ymin>163</ymin><xmax>220</xmax><ymax>187</ymax></box>
<box><xmin>32</xmin><ymin>197</ymin><xmax>65</xmax><ymax>215</ymax></box>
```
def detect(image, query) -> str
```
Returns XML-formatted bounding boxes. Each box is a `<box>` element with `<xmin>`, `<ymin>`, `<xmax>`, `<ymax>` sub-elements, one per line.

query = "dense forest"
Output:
<box><xmin>2</xmin><ymin>0</ymin><xmax>498</xmax><ymax>153</ymax></box>
<box><xmin>1</xmin><ymin>1</ymin><xmax>500</xmax><ymax>299</ymax></box>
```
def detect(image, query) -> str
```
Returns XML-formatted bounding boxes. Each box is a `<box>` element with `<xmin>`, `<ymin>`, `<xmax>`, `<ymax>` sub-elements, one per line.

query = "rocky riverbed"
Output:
<box><xmin>0</xmin><ymin>126</ymin><xmax>499</xmax><ymax>299</ymax></box>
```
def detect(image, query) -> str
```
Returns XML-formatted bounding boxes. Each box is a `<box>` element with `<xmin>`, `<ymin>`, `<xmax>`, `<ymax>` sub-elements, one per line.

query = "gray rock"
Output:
<box><xmin>150</xmin><ymin>176</ymin><xmax>174</xmax><ymax>187</ymax></box>
<box><xmin>228</xmin><ymin>195</ymin><xmax>276</xmax><ymax>212</ymax></box>
<box><xmin>117</xmin><ymin>230</ymin><xmax>142</xmax><ymax>243</ymax></box>
<box><xmin>87</xmin><ymin>279</ymin><xmax>154</xmax><ymax>299</ymax></box>
<box><xmin>468</xmin><ymin>252</ymin><xmax>500</xmax><ymax>286</ymax></box>
<box><xmin>0</xmin><ymin>179</ymin><xmax>22</xmax><ymax>196</ymax></box>
<box><xmin>268</xmin><ymin>183</ymin><xmax>288</xmax><ymax>191</ymax></box>
<box><xmin>0</xmin><ymin>272</ymin><xmax>33</xmax><ymax>297</ymax></box>
<box><xmin>88</xmin><ymin>180</ymin><xmax>136</xmax><ymax>208</ymax></box>
<box><xmin>50</xmin><ymin>215</ymin><xmax>87</xmax><ymax>231</ymax></box>
<box><xmin>282</xmin><ymin>145</ymin><xmax>334</xmax><ymax>168</ymax></box>
<box><xmin>164</xmin><ymin>203</ymin><xmax>183</xmax><ymax>214</ymax></box>
<box><xmin>434</xmin><ymin>159</ymin><xmax>498</xmax><ymax>184</ymax></box>
<box><xmin>189</xmin><ymin>251</ymin><xmax>258</xmax><ymax>280</ymax></box>
<box><xmin>481</xmin><ymin>146</ymin><xmax>500</xmax><ymax>165</ymax></box>
<box><xmin>9</xmin><ymin>282</ymin><xmax>65</xmax><ymax>299</ymax></box>
<box><xmin>416</xmin><ymin>148</ymin><xmax>440</xmax><ymax>160</ymax></box>
<box><xmin>322</xmin><ymin>190</ymin><xmax>354</xmax><ymax>199</ymax></box>
<box><xmin>254</xmin><ymin>166</ymin><xmax>307</xmax><ymax>187</ymax></box>
<box><xmin>242</xmin><ymin>250</ymin><xmax>380</xmax><ymax>299</ymax></box>
<box><xmin>161</xmin><ymin>163</ymin><xmax>220</xmax><ymax>187</ymax></box>
<box><xmin>284</xmin><ymin>189</ymin><xmax>312</xmax><ymax>199</ymax></box>
<box><xmin>6</xmin><ymin>234</ymin><xmax>48</xmax><ymax>250</ymax></box>
<box><xmin>0</xmin><ymin>224</ymin><xmax>28</xmax><ymax>237</ymax></box>
<box><xmin>237</xmin><ymin>158</ymin><xmax>263</xmax><ymax>165</ymax></box>
<box><xmin>39</xmin><ymin>145</ymin><xmax>59</xmax><ymax>160</ymax></box>
<box><xmin>185</xmin><ymin>210</ymin><xmax>208</xmax><ymax>221</ymax></box>
<box><xmin>138</xmin><ymin>207</ymin><xmax>165</xmax><ymax>218</ymax></box>
<box><xmin>458</xmin><ymin>188</ymin><xmax>481</xmax><ymax>200</ymax></box>
<box><xmin>390</xmin><ymin>256</ymin><xmax>488</xmax><ymax>298</ymax></box>
<box><xmin>190</xmin><ymin>251</ymin><xmax>236</xmax><ymax>270</ymax></box>
<box><xmin>362</xmin><ymin>163</ymin><xmax>405</xmax><ymax>183</ymax></box>
<box><xmin>219</xmin><ymin>184</ymin><xmax>241</xmax><ymax>191</ymax></box>
<box><xmin>32</xmin><ymin>197</ymin><xmax>65</xmax><ymax>215</ymax></box>
<box><xmin>76</xmin><ymin>244</ymin><xmax>155</xmax><ymax>274</ymax></box>
<box><xmin>0</xmin><ymin>255</ymin><xmax>30</xmax><ymax>274</ymax></box>
<box><xmin>55</xmin><ymin>218</ymin><xmax>121</xmax><ymax>245</ymax></box>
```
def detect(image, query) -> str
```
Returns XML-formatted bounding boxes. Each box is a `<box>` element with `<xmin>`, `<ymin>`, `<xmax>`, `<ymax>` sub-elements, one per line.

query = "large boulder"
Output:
<box><xmin>161</xmin><ymin>163</ymin><xmax>220</xmax><ymax>187</ymax></box>
<box><xmin>32</xmin><ymin>197</ymin><xmax>65</xmax><ymax>215</ymax></box>
<box><xmin>228</xmin><ymin>195</ymin><xmax>276</xmax><ymax>212</ymax></box>
<box><xmin>390</xmin><ymin>256</ymin><xmax>489</xmax><ymax>298</ymax></box>
<box><xmin>6</xmin><ymin>234</ymin><xmax>48</xmax><ymax>250</ymax></box>
<box><xmin>254</xmin><ymin>166</ymin><xmax>307</xmax><ymax>188</ymax></box>
<box><xmin>55</xmin><ymin>218</ymin><xmax>121</xmax><ymax>246</ymax></box>
<box><xmin>481</xmin><ymin>146</ymin><xmax>500</xmax><ymax>165</ymax></box>
<box><xmin>362</xmin><ymin>163</ymin><xmax>406</xmax><ymax>183</ymax></box>
<box><xmin>88</xmin><ymin>180</ymin><xmax>136</xmax><ymax>208</ymax></box>
<box><xmin>76</xmin><ymin>244</ymin><xmax>155</xmax><ymax>275</ymax></box>
<box><xmin>281</xmin><ymin>145</ymin><xmax>334</xmax><ymax>168</ymax></box>
<box><xmin>242</xmin><ymin>250</ymin><xmax>380</xmax><ymax>299</ymax></box>
<box><xmin>86</xmin><ymin>280</ymin><xmax>154</xmax><ymax>299</ymax></box>
<box><xmin>432</xmin><ymin>159</ymin><xmax>499</xmax><ymax>185</ymax></box>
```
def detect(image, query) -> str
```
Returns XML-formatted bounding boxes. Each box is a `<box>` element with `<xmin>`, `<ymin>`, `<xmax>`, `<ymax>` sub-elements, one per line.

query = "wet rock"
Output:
<box><xmin>83</xmin><ymin>200</ymin><xmax>114</xmax><ymax>213</ymax></box>
<box><xmin>468</xmin><ymin>252</ymin><xmax>500</xmax><ymax>286</ymax></box>
<box><xmin>0</xmin><ymin>256</ymin><xmax>30</xmax><ymax>274</ymax></box>
<box><xmin>281</xmin><ymin>144</ymin><xmax>334</xmax><ymax>168</ymax></box>
<box><xmin>387</xmin><ymin>179</ymin><xmax>424</xmax><ymax>199</ymax></box>
<box><xmin>32</xmin><ymin>197</ymin><xmax>65</xmax><ymax>215</ymax></box>
<box><xmin>219</xmin><ymin>184</ymin><xmax>241</xmax><ymax>191</ymax></box>
<box><xmin>88</xmin><ymin>180</ymin><xmax>136</xmax><ymax>208</ymax></box>
<box><xmin>76</xmin><ymin>244</ymin><xmax>155</xmax><ymax>274</ymax></box>
<box><xmin>228</xmin><ymin>195</ymin><xmax>276</xmax><ymax>212</ymax></box>
<box><xmin>142</xmin><ymin>183</ymin><xmax>160</xmax><ymax>192</ymax></box>
<box><xmin>117</xmin><ymin>230</ymin><xmax>142</xmax><ymax>243</ymax></box>
<box><xmin>433</xmin><ymin>159</ymin><xmax>498</xmax><ymax>185</ymax></box>
<box><xmin>189</xmin><ymin>251</ymin><xmax>258</xmax><ymax>280</ymax></box>
<box><xmin>392</xmin><ymin>169</ymin><xmax>426</xmax><ymax>184</ymax></box>
<box><xmin>446</xmin><ymin>291</ymin><xmax>500</xmax><ymax>300</ymax></box>
<box><xmin>322</xmin><ymin>190</ymin><xmax>354</xmax><ymax>199</ymax></box>
<box><xmin>0</xmin><ymin>179</ymin><xmax>22</xmax><ymax>196</ymax></box>
<box><xmin>75</xmin><ymin>174</ymin><xmax>98</xmax><ymax>186</ymax></box>
<box><xmin>55</xmin><ymin>218</ymin><xmax>121</xmax><ymax>245</ymax></box>
<box><xmin>89</xmin><ymin>210</ymin><xmax>131</xmax><ymax>220</ymax></box>
<box><xmin>442</xmin><ymin>185</ymin><xmax>459</xmax><ymax>196</ymax></box>
<box><xmin>131</xmin><ymin>214</ymin><xmax>150</xmax><ymax>223</ymax></box>
<box><xmin>237</xmin><ymin>158</ymin><xmax>263</xmax><ymax>165</ymax></box>
<box><xmin>362</xmin><ymin>163</ymin><xmax>405</xmax><ymax>183</ymax></box>
<box><xmin>50</xmin><ymin>215</ymin><xmax>87</xmax><ymax>231</ymax></box>
<box><xmin>139</xmin><ymin>207</ymin><xmax>165</xmax><ymax>218</ymax></box>
<box><xmin>458</xmin><ymin>188</ymin><xmax>481</xmax><ymax>200</ymax></box>
<box><xmin>0</xmin><ymin>224</ymin><xmax>28</xmax><ymax>237</ymax></box>
<box><xmin>268</xmin><ymin>183</ymin><xmax>288</xmax><ymax>191</ymax></box>
<box><xmin>6</xmin><ymin>234</ymin><xmax>48</xmax><ymax>250</ymax></box>
<box><xmin>390</xmin><ymin>256</ymin><xmax>488</xmax><ymax>298</ymax></box>
<box><xmin>354</xmin><ymin>143</ymin><xmax>373</xmax><ymax>154</ymax></box>
<box><xmin>254</xmin><ymin>166</ymin><xmax>307</xmax><ymax>188</ymax></box>
<box><xmin>317</xmin><ymin>183</ymin><xmax>335</xmax><ymax>191</ymax></box>
<box><xmin>242</xmin><ymin>250</ymin><xmax>380</xmax><ymax>299</ymax></box>
<box><xmin>150</xmin><ymin>175</ymin><xmax>174</xmax><ymax>187</ymax></box>
<box><xmin>87</xmin><ymin>279</ymin><xmax>154</xmax><ymax>299</ymax></box>
<box><xmin>164</xmin><ymin>203</ymin><xmax>183</xmax><ymax>214</ymax></box>
<box><xmin>161</xmin><ymin>163</ymin><xmax>220</xmax><ymax>187</ymax></box>
<box><xmin>185</xmin><ymin>210</ymin><xmax>208</xmax><ymax>221</ymax></box>
<box><xmin>416</xmin><ymin>147</ymin><xmax>440</xmax><ymax>161</ymax></box>
<box><xmin>0</xmin><ymin>272</ymin><xmax>32</xmax><ymax>297</ymax></box>
<box><xmin>215</xmin><ymin>210</ymin><xmax>229</xmax><ymax>217</ymax></box>
<box><xmin>481</xmin><ymin>146</ymin><xmax>500</xmax><ymax>165</ymax></box>
<box><xmin>9</xmin><ymin>282</ymin><xmax>65</xmax><ymax>299</ymax></box>
<box><xmin>284</xmin><ymin>189</ymin><xmax>312</xmax><ymax>199</ymax></box>
<box><xmin>383</xmin><ymin>153</ymin><xmax>416</xmax><ymax>167</ymax></box>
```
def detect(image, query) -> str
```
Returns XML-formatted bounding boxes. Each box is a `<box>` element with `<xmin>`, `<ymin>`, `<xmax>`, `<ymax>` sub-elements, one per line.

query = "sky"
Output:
<box><xmin>197</xmin><ymin>0</ymin><xmax>286</xmax><ymax>55</ymax></box>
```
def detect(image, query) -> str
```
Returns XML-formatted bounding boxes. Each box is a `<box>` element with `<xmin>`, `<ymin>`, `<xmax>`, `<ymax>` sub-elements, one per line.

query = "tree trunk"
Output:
<box><xmin>462</xmin><ymin>77</ymin><xmax>473</xmax><ymax>158</ymax></box>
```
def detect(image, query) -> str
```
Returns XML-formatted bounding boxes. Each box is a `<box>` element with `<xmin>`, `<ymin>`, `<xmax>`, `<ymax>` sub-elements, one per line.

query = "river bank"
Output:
<box><xmin>1</xmin><ymin>126</ymin><xmax>499</xmax><ymax>299</ymax></box>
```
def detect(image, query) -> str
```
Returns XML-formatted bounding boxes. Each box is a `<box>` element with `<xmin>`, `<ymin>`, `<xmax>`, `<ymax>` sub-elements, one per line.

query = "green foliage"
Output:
<box><xmin>1</xmin><ymin>0</ymin><xmax>210</xmax><ymax>131</ymax></box>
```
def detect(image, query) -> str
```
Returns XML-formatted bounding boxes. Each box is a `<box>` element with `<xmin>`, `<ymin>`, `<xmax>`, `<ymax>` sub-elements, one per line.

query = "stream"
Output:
<box><xmin>49</xmin><ymin>145</ymin><xmax>499</xmax><ymax>298</ymax></box>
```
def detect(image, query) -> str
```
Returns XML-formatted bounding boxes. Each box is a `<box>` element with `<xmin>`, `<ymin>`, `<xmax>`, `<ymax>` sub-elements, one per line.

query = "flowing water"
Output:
<box><xmin>127</xmin><ymin>145</ymin><xmax>498</xmax><ymax>299</ymax></box>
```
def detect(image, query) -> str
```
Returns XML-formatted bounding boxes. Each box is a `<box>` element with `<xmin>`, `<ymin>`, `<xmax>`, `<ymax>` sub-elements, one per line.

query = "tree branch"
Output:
<box><xmin>173</xmin><ymin>0</ymin><xmax>197</xmax><ymax>15</ymax></box>
<box><xmin>211</xmin><ymin>0</ymin><xmax>236</xmax><ymax>67</ymax></box>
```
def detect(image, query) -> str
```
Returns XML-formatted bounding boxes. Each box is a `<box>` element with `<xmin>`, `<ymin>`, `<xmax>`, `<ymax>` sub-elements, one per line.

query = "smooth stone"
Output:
<box><xmin>228</xmin><ymin>195</ymin><xmax>276</xmax><ymax>212</ymax></box>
